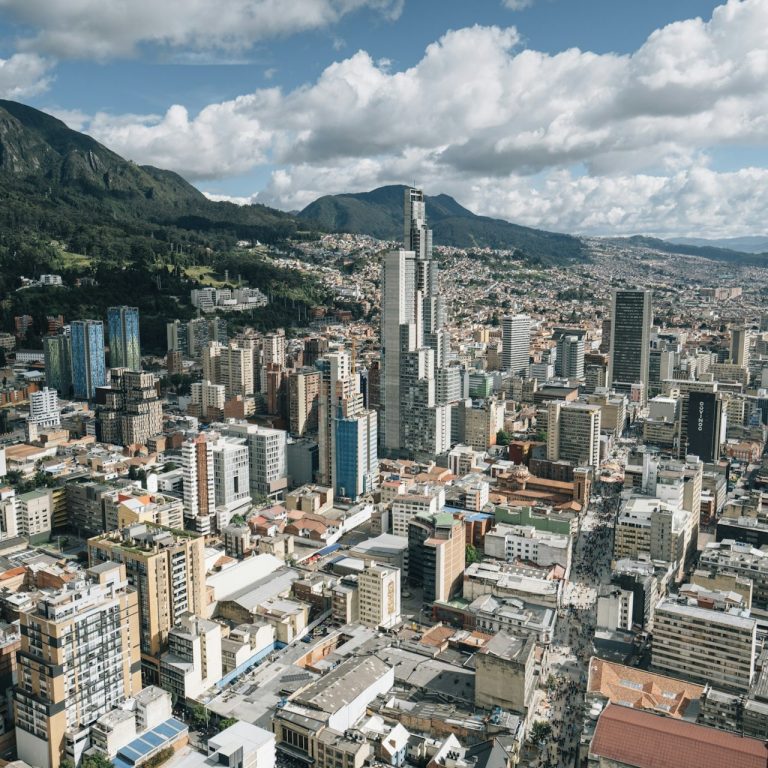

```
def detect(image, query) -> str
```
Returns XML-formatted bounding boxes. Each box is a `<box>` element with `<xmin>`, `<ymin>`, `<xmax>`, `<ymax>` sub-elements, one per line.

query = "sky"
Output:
<box><xmin>0</xmin><ymin>0</ymin><xmax>767</xmax><ymax>238</ymax></box>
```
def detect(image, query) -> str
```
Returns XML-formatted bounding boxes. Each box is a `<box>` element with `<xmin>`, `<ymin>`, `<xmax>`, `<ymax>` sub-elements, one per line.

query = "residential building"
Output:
<box><xmin>95</xmin><ymin>369</ymin><xmax>162</xmax><ymax>446</ymax></box>
<box><xmin>43</xmin><ymin>334</ymin><xmax>72</xmax><ymax>397</ymax></box>
<box><xmin>70</xmin><ymin>320</ymin><xmax>107</xmax><ymax>399</ymax></box>
<box><xmin>14</xmin><ymin>563</ymin><xmax>141</xmax><ymax>768</ymax></box>
<box><xmin>651</xmin><ymin>597</ymin><xmax>756</xmax><ymax>693</ymax></box>
<box><xmin>553</xmin><ymin>328</ymin><xmax>585</xmax><ymax>379</ymax></box>
<box><xmin>87</xmin><ymin>524</ymin><xmax>206</xmax><ymax>682</ymax></box>
<box><xmin>221</xmin><ymin>422</ymin><xmax>288</xmax><ymax>501</ymax></box>
<box><xmin>160</xmin><ymin>613</ymin><xmax>223</xmax><ymax>701</ymax></box>
<box><xmin>182</xmin><ymin>434</ymin><xmax>216</xmax><ymax>533</ymax></box>
<box><xmin>211</xmin><ymin>435</ymin><xmax>251</xmax><ymax>522</ymax></box>
<box><xmin>107</xmin><ymin>306</ymin><xmax>141</xmax><ymax>371</ymax></box>
<box><xmin>287</xmin><ymin>368</ymin><xmax>321</xmax><ymax>436</ymax></box>
<box><xmin>17</xmin><ymin>488</ymin><xmax>52</xmax><ymax>538</ymax></box>
<box><xmin>26</xmin><ymin>387</ymin><xmax>61</xmax><ymax>441</ymax></box>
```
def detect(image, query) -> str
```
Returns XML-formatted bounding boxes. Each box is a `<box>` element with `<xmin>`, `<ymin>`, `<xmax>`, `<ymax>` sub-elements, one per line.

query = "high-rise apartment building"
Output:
<box><xmin>502</xmin><ymin>315</ymin><xmax>532</xmax><ymax>375</ymax></box>
<box><xmin>107</xmin><ymin>306</ymin><xmax>141</xmax><ymax>371</ymax></box>
<box><xmin>547</xmin><ymin>401</ymin><xmax>601</xmax><ymax>467</ymax></box>
<box><xmin>95</xmin><ymin>369</ymin><xmax>163</xmax><ymax>446</ymax></box>
<box><xmin>287</xmin><ymin>368</ymin><xmax>321</xmax><ymax>436</ymax></box>
<box><xmin>381</xmin><ymin>189</ymin><xmax>451</xmax><ymax>458</ymax></box>
<box><xmin>203</xmin><ymin>342</ymin><xmax>254</xmax><ymax>399</ymax></box>
<box><xmin>211</xmin><ymin>435</ymin><xmax>251</xmax><ymax>520</ymax></box>
<box><xmin>190</xmin><ymin>380</ymin><xmax>226</xmax><ymax>419</ymax></box>
<box><xmin>70</xmin><ymin>320</ymin><xmax>107</xmax><ymax>399</ymax></box>
<box><xmin>14</xmin><ymin>563</ymin><xmax>141</xmax><ymax>768</ymax></box>
<box><xmin>87</xmin><ymin>524</ymin><xmax>206</xmax><ymax>682</ymax></box>
<box><xmin>43</xmin><ymin>333</ymin><xmax>72</xmax><ymax>397</ymax></box>
<box><xmin>182</xmin><ymin>434</ymin><xmax>215</xmax><ymax>533</ymax></box>
<box><xmin>608</xmin><ymin>289</ymin><xmax>652</xmax><ymax>405</ymax></box>
<box><xmin>221</xmin><ymin>423</ymin><xmax>288</xmax><ymax>501</ymax></box>
<box><xmin>26</xmin><ymin>387</ymin><xmax>61</xmax><ymax>441</ymax></box>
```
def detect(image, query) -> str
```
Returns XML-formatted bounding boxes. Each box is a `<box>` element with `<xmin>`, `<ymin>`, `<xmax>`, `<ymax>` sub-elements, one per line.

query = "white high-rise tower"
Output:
<box><xmin>381</xmin><ymin>188</ymin><xmax>451</xmax><ymax>457</ymax></box>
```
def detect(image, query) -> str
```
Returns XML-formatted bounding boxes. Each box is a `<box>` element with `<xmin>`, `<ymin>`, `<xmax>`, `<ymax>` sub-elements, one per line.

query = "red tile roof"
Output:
<box><xmin>590</xmin><ymin>704</ymin><xmax>768</xmax><ymax>768</ymax></box>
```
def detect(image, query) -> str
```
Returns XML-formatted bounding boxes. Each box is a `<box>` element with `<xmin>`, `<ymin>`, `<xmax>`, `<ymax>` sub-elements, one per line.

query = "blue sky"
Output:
<box><xmin>0</xmin><ymin>0</ymin><xmax>767</xmax><ymax>237</ymax></box>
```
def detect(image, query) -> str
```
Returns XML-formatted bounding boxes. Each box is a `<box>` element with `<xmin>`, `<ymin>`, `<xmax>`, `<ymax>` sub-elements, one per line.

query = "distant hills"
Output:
<box><xmin>608</xmin><ymin>235</ymin><xmax>768</xmax><ymax>265</ymax></box>
<box><xmin>668</xmin><ymin>235</ymin><xmax>768</xmax><ymax>254</ymax></box>
<box><xmin>298</xmin><ymin>184</ymin><xmax>587</xmax><ymax>263</ymax></box>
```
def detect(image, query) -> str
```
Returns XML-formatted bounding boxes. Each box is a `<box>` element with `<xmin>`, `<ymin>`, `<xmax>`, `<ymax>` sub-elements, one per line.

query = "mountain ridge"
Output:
<box><xmin>298</xmin><ymin>184</ymin><xmax>588</xmax><ymax>263</ymax></box>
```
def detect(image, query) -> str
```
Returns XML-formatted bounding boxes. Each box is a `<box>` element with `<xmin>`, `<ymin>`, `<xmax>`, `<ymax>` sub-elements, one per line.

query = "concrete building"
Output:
<box><xmin>381</xmin><ymin>189</ymin><xmax>451</xmax><ymax>458</ymax></box>
<box><xmin>652</xmin><ymin>597</ymin><xmax>756</xmax><ymax>693</ymax></box>
<box><xmin>26</xmin><ymin>387</ymin><xmax>61</xmax><ymax>441</ymax></box>
<box><xmin>190</xmin><ymin>380</ymin><xmax>226</xmax><ymax>419</ymax></box>
<box><xmin>553</xmin><ymin>328</ymin><xmax>585</xmax><ymax>379</ymax></box>
<box><xmin>182</xmin><ymin>434</ymin><xmax>216</xmax><ymax>534</ymax></box>
<box><xmin>698</xmin><ymin>539</ymin><xmax>768</xmax><ymax>608</ymax></box>
<box><xmin>358</xmin><ymin>563</ymin><xmax>401</xmax><ymax>629</ymax></box>
<box><xmin>160</xmin><ymin>613</ymin><xmax>223</xmax><ymax>701</ymax></box>
<box><xmin>502</xmin><ymin>315</ymin><xmax>531</xmax><ymax>376</ymax></box>
<box><xmin>221</xmin><ymin>423</ymin><xmax>288</xmax><ymax>501</ymax></box>
<box><xmin>287</xmin><ymin>368</ymin><xmax>321</xmax><ymax>436</ymax></box>
<box><xmin>474</xmin><ymin>631</ymin><xmax>536</xmax><ymax>715</ymax></box>
<box><xmin>484</xmin><ymin>524</ymin><xmax>571</xmax><ymax>569</ymax></box>
<box><xmin>16</xmin><ymin>488</ymin><xmax>52</xmax><ymax>538</ymax></box>
<box><xmin>95</xmin><ymin>369</ymin><xmax>163</xmax><ymax>447</ymax></box>
<box><xmin>547</xmin><ymin>401</ymin><xmax>601</xmax><ymax>467</ymax></box>
<box><xmin>88</xmin><ymin>524</ymin><xmax>206</xmax><ymax>682</ymax></box>
<box><xmin>211</xmin><ymin>435</ymin><xmax>251</xmax><ymax>523</ymax></box>
<box><xmin>608</xmin><ymin>289</ymin><xmax>652</xmax><ymax>405</ymax></box>
<box><xmin>14</xmin><ymin>564</ymin><xmax>141</xmax><ymax>768</ymax></box>
<box><xmin>408</xmin><ymin>512</ymin><xmax>465</xmax><ymax>604</ymax></box>
<box><xmin>203</xmin><ymin>342</ymin><xmax>255</xmax><ymax>398</ymax></box>
<box><xmin>334</xmin><ymin>395</ymin><xmax>379</xmax><ymax>502</ymax></box>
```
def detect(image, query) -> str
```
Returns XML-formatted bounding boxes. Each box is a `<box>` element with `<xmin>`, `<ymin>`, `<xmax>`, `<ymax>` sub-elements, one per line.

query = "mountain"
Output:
<box><xmin>298</xmin><ymin>184</ymin><xmax>587</xmax><ymax>263</ymax></box>
<box><xmin>0</xmin><ymin>99</ymin><xmax>312</xmax><ymax>245</ymax></box>
<box><xmin>668</xmin><ymin>235</ymin><xmax>768</xmax><ymax>254</ymax></box>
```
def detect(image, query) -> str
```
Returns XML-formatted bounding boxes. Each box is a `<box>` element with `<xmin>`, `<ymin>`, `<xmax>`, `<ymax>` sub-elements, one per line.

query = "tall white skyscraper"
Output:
<box><xmin>381</xmin><ymin>188</ymin><xmax>451</xmax><ymax>457</ymax></box>
<box><xmin>502</xmin><ymin>314</ymin><xmax>531</xmax><ymax>375</ymax></box>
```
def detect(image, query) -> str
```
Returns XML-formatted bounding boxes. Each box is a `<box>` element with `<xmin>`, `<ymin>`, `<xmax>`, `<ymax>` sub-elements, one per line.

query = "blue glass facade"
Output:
<box><xmin>71</xmin><ymin>320</ymin><xmax>106</xmax><ymax>399</ymax></box>
<box><xmin>334</xmin><ymin>407</ymin><xmax>378</xmax><ymax>501</ymax></box>
<box><xmin>108</xmin><ymin>306</ymin><xmax>141</xmax><ymax>370</ymax></box>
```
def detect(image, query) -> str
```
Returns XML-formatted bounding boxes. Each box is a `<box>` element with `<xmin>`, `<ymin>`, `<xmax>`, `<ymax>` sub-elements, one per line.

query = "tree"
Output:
<box><xmin>218</xmin><ymin>717</ymin><xmax>239</xmax><ymax>731</ymax></box>
<box><xmin>496</xmin><ymin>429</ymin><xmax>511</xmax><ymax>446</ymax></box>
<box><xmin>465</xmin><ymin>544</ymin><xmax>478</xmax><ymax>565</ymax></box>
<box><xmin>528</xmin><ymin>720</ymin><xmax>552</xmax><ymax>745</ymax></box>
<box><xmin>81</xmin><ymin>754</ymin><xmax>114</xmax><ymax>768</ymax></box>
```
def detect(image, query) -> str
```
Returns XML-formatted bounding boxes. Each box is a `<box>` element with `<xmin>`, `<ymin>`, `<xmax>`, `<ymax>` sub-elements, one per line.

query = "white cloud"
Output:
<box><xmin>502</xmin><ymin>0</ymin><xmax>534</xmax><ymax>10</ymax></box>
<box><xmin>0</xmin><ymin>0</ymin><xmax>404</xmax><ymax>59</ymax></box>
<box><xmin>51</xmin><ymin>0</ymin><xmax>768</xmax><ymax>235</ymax></box>
<box><xmin>0</xmin><ymin>53</ymin><xmax>53</xmax><ymax>99</ymax></box>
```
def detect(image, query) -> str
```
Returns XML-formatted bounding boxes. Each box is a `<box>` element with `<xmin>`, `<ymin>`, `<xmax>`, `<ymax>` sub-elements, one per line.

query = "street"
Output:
<box><xmin>527</xmin><ymin>494</ymin><xmax>617</xmax><ymax>767</ymax></box>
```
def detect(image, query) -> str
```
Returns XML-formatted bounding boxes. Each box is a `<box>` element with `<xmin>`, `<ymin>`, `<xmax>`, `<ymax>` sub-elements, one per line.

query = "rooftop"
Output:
<box><xmin>590</xmin><ymin>703</ymin><xmax>768</xmax><ymax>768</ymax></box>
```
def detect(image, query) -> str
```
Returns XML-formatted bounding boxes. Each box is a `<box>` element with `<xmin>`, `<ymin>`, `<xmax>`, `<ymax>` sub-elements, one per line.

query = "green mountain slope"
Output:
<box><xmin>298</xmin><ymin>184</ymin><xmax>587</xmax><ymax>262</ymax></box>
<box><xmin>613</xmin><ymin>235</ymin><xmax>768</xmax><ymax>265</ymax></box>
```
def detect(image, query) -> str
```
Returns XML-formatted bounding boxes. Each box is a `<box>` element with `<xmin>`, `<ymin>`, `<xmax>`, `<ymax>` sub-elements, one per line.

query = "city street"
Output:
<box><xmin>528</xmin><ymin>494</ymin><xmax>617</xmax><ymax>767</ymax></box>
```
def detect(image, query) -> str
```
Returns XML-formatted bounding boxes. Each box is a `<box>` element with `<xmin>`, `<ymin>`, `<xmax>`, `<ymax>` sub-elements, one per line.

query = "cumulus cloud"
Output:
<box><xmin>51</xmin><ymin>0</ymin><xmax>768</xmax><ymax>235</ymax></box>
<box><xmin>0</xmin><ymin>0</ymin><xmax>404</xmax><ymax>59</ymax></box>
<box><xmin>0</xmin><ymin>53</ymin><xmax>53</xmax><ymax>98</ymax></box>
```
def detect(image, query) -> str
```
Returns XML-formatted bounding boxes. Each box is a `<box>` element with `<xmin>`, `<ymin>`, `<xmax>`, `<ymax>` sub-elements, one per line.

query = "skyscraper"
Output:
<box><xmin>334</xmin><ymin>393</ymin><xmax>379</xmax><ymax>502</ymax></box>
<box><xmin>70</xmin><ymin>320</ymin><xmax>106</xmax><ymax>399</ymax></box>
<box><xmin>608</xmin><ymin>289</ymin><xmax>652</xmax><ymax>405</ymax></box>
<box><xmin>502</xmin><ymin>314</ymin><xmax>532</xmax><ymax>375</ymax></box>
<box><xmin>182</xmin><ymin>434</ymin><xmax>215</xmax><ymax>533</ymax></box>
<box><xmin>381</xmin><ymin>188</ymin><xmax>450</xmax><ymax>457</ymax></box>
<box><xmin>553</xmin><ymin>328</ymin><xmax>585</xmax><ymax>379</ymax></box>
<box><xmin>730</xmin><ymin>325</ymin><xmax>749</xmax><ymax>368</ymax></box>
<box><xmin>107</xmin><ymin>306</ymin><xmax>141</xmax><ymax>370</ymax></box>
<box><xmin>43</xmin><ymin>333</ymin><xmax>72</xmax><ymax>397</ymax></box>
